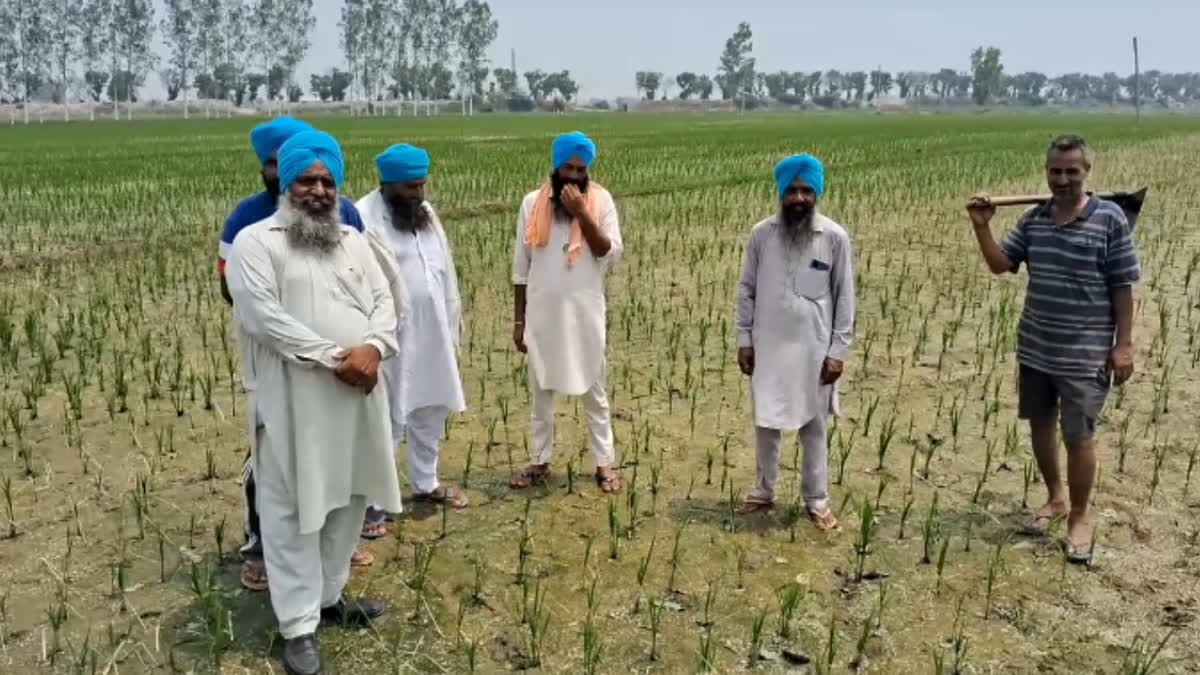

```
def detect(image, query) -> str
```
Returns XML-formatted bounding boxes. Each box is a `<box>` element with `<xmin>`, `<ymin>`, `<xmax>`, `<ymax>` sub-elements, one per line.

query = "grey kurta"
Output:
<box><xmin>734</xmin><ymin>213</ymin><xmax>855</xmax><ymax>430</ymax></box>
<box><xmin>226</xmin><ymin>216</ymin><xmax>405</xmax><ymax>535</ymax></box>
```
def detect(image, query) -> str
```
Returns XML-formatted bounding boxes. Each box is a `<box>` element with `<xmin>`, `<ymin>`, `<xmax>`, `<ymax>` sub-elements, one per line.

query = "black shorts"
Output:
<box><xmin>1017</xmin><ymin>365</ymin><xmax>1110</xmax><ymax>442</ymax></box>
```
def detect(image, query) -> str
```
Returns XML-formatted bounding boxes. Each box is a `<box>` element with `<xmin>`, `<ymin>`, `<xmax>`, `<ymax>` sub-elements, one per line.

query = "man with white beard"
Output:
<box><xmin>225</xmin><ymin>129</ymin><xmax>404</xmax><ymax>675</ymax></box>
<box><xmin>356</xmin><ymin>143</ymin><xmax>469</xmax><ymax>519</ymax></box>
<box><xmin>733</xmin><ymin>153</ymin><xmax>855</xmax><ymax>533</ymax></box>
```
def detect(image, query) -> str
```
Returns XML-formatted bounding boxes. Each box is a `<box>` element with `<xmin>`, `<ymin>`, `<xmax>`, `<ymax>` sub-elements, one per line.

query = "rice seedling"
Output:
<box><xmin>1</xmin><ymin>112</ymin><xmax>1197</xmax><ymax>673</ymax></box>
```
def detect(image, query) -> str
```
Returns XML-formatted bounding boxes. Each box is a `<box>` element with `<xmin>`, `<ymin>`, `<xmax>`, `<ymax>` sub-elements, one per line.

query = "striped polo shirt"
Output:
<box><xmin>1000</xmin><ymin>196</ymin><xmax>1140</xmax><ymax>378</ymax></box>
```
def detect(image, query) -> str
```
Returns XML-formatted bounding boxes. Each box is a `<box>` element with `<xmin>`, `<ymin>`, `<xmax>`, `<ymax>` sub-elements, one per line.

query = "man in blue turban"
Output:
<box><xmin>218</xmin><ymin>118</ymin><xmax>374</xmax><ymax>596</ymax></box>
<box><xmin>732</xmin><ymin>153</ymin><xmax>856</xmax><ymax>533</ymax></box>
<box><xmin>510</xmin><ymin>131</ymin><xmax>626</xmax><ymax>495</ymax></box>
<box><xmin>224</xmin><ymin>129</ymin><xmax>404</xmax><ymax>675</ymax></box>
<box><xmin>355</xmin><ymin>143</ymin><xmax>469</xmax><ymax>520</ymax></box>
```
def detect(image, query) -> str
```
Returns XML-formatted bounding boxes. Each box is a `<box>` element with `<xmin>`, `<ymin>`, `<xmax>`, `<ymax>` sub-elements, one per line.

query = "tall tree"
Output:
<box><xmin>457</xmin><ymin>0</ymin><xmax>496</xmax><ymax>106</ymax></box>
<box><xmin>868</xmin><ymin>69</ymin><xmax>892</xmax><ymax>100</ymax></box>
<box><xmin>276</xmin><ymin>0</ymin><xmax>314</xmax><ymax>98</ymax></box>
<box><xmin>192</xmin><ymin>0</ymin><xmax>221</xmax><ymax>109</ymax></box>
<box><xmin>218</xmin><ymin>0</ymin><xmax>251</xmax><ymax>106</ymax></box>
<box><xmin>110</xmin><ymin>0</ymin><xmax>156</xmax><ymax>114</ymax></box>
<box><xmin>12</xmin><ymin>0</ymin><xmax>51</xmax><ymax>121</ymax></box>
<box><xmin>491</xmin><ymin>67</ymin><xmax>516</xmax><ymax>95</ymax></box>
<box><xmin>47</xmin><ymin>0</ymin><xmax>84</xmax><ymax>117</ymax></box>
<box><xmin>696</xmin><ymin>74</ymin><xmax>713</xmax><ymax>100</ymax></box>
<box><xmin>635</xmin><ymin>71</ymin><xmax>662</xmax><ymax>100</ymax></box>
<box><xmin>524</xmin><ymin>69</ymin><xmax>545</xmax><ymax>101</ymax></box>
<box><xmin>0</xmin><ymin>2</ymin><xmax>17</xmax><ymax>107</ymax></box>
<box><xmin>970</xmin><ymin>46</ymin><xmax>1004</xmax><ymax>105</ymax></box>
<box><xmin>78</xmin><ymin>0</ymin><xmax>109</xmax><ymax>108</ymax></box>
<box><xmin>716</xmin><ymin>21</ymin><xmax>754</xmax><ymax>105</ymax></box>
<box><xmin>338</xmin><ymin>0</ymin><xmax>364</xmax><ymax>102</ymax></box>
<box><xmin>675</xmin><ymin>72</ymin><xmax>697</xmax><ymax>100</ymax></box>
<box><xmin>160</xmin><ymin>0</ymin><xmax>195</xmax><ymax>116</ymax></box>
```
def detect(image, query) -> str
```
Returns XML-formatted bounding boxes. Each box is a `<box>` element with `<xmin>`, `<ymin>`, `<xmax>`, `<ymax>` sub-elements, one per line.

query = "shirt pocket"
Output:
<box><xmin>791</xmin><ymin>259</ymin><xmax>831</xmax><ymax>300</ymax></box>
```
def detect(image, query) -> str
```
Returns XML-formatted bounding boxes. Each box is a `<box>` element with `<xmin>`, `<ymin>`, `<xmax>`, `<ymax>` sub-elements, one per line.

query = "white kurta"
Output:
<box><xmin>225</xmin><ymin>215</ymin><xmax>405</xmax><ymax>535</ymax></box>
<box><xmin>357</xmin><ymin>190</ymin><xmax>465</xmax><ymax>436</ymax></box>
<box><xmin>734</xmin><ymin>214</ymin><xmax>855</xmax><ymax>431</ymax></box>
<box><xmin>512</xmin><ymin>185</ymin><xmax>623</xmax><ymax>396</ymax></box>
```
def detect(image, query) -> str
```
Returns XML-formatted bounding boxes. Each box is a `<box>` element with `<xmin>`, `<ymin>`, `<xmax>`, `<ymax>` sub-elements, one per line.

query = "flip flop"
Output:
<box><xmin>1065</xmin><ymin>539</ymin><xmax>1094</xmax><ymax>565</ymax></box>
<box><xmin>412</xmin><ymin>485</ymin><xmax>469</xmax><ymax>508</ymax></box>
<box><xmin>735</xmin><ymin>500</ymin><xmax>774</xmax><ymax>515</ymax></box>
<box><xmin>240</xmin><ymin>559</ymin><xmax>269</xmax><ymax>592</ymax></box>
<box><xmin>595</xmin><ymin>469</ymin><xmax>622</xmax><ymax>494</ymax></box>
<box><xmin>806</xmin><ymin>506</ymin><xmax>840</xmax><ymax>532</ymax></box>
<box><xmin>509</xmin><ymin>464</ymin><xmax>551</xmax><ymax>489</ymax></box>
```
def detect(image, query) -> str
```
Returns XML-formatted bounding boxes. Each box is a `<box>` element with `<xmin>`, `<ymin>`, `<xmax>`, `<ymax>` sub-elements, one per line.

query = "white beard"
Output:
<box><xmin>279</xmin><ymin>195</ymin><xmax>343</xmax><ymax>253</ymax></box>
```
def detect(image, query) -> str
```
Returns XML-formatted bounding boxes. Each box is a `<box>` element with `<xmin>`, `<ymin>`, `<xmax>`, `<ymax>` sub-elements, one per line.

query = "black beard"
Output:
<box><xmin>780</xmin><ymin>203</ymin><xmax>814</xmax><ymax>231</ymax></box>
<box><xmin>550</xmin><ymin>171</ymin><xmax>588</xmax><ymax>214</ymax></box>
<box><xmin>387</xmin><ymin>196</ymin><xmax>430</xmax><ymax>232</ymax></box>
<box><xmin>262</xmin><ymin>170</ymin><xmax>281</xmax><ymax>197</ymax></box>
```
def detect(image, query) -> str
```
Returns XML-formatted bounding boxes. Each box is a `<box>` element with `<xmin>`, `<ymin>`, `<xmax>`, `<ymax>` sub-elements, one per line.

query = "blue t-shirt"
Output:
<box><xmin>217</xmin><ymin>192</ymin><xmax>364</xmax><ymax>272</ymax></box>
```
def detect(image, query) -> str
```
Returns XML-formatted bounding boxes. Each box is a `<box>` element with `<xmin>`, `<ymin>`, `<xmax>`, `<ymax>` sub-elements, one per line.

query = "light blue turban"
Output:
<box><xmin>277</xmin><ymin>130</ymin><xmax>345</xmax><ymax>193</ymax></box>
<box><xmin>250</xmin><ymin>116</ymin><xmax>313</xmax><ymax>165</ymax></box>
<box><xmin>375</xmin><ymin>143</ymin><xmax>430</xmax><ymax>184</ymax></box>
<box><xmin>774</xmin><ymin>153</ymin><xmax>825</xmax><ymax>200</ymax></box>
<box><xmin>552</xmin><ymin>131</ymin><xmax>596</xmax><ymax>170</ymax></box>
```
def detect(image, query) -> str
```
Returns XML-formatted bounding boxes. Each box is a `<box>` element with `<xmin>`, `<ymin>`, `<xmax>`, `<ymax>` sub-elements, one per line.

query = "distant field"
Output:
<box><xmin>0</xmin><ymin>113</ymin><xmax>1198</xmax><ymax>673</ymax></box>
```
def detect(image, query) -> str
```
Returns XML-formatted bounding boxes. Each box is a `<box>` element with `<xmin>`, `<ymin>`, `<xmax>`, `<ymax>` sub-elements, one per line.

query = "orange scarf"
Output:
<box><xmin>524</xmin><ymin>182</ymin><xmax>600</xmax><ymax>267</ymax></box>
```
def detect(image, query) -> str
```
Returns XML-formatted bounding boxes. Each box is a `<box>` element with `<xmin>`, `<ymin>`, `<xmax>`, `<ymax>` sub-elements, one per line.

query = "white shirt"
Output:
<box><xmin>225</xmin><ymin>215</ymin><xmax>405</xmax><ymax>533</ymax></box>
<box><xmin>512</xmin><ymin>185</ymin><xmax>623</xmax><ymax>395</ymax></box>
<box><xmin>734</xmin><ymin>213</ymin><xmax>856</xmax><ymax>430</ymax></box>
<box><xmin>356</xmin><ymin>190</ymin><xmax>465</xmax><ymax>434</ymax></box>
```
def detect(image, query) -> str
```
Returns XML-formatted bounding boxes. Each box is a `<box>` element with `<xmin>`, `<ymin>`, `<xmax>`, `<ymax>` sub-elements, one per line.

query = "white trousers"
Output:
<box><xmin>529</xmin><ymin>367</ymin><xmax>615</xmax><ymax>467</ymax></box>
<box><xmin>256</xmin><ymin>428</ymin><xmax>366</xmax><ymax>639</ymax></box>
<box><xmin>748</xmin><ymin>415</ymin><xmax>830</xmax><ymax>511</ymax></box>
<box><xmin>401</xmin><ymin>405</ymin><xmax>449</xmax><ymax>494</ymax></box>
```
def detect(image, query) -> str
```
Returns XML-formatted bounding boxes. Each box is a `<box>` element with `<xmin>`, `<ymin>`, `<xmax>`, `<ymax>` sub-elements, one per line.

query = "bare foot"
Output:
<box><xmin>1020</xmin><ymin>500</ymin><xmax>1068</xmax><ymax>535</ymax></box>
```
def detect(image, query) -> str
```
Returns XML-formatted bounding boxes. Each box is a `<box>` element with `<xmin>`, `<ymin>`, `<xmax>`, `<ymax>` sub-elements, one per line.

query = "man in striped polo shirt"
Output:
<box><xmin>967</xmin><ymin>134</ymin><xmax>1139</xmax><ymax>564</ymax></box>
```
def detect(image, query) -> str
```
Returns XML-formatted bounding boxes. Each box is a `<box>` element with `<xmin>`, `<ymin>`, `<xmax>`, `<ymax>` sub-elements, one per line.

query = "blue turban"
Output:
<box><xmin>277</xmin><ymin>130</ymin><xmax>345</xmax><ymax>193</ymax></box>
<box><xmin>552</xmin><ymin>131</ymin><xmax>596</xmax><ymax>170</ymax></box>
<box><xmin>250</xmin><ymin>116</ymin><xmax>313</xmax><ymax>165</ymax></box>
<box><xmin>375</xmin><ymin>143</ymin><xmax>430</xmax><ymax>184</ymax></box>
<box><xmin>774</xmin><ymin>153</ymin><xmax>825</xmax><ymax>200</ymax></box>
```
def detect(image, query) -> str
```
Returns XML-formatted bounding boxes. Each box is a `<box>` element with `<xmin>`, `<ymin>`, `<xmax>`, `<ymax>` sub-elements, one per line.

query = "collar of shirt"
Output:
<box><xmin>1034</xmin><ymin>194</ymin><xmax>1098</xmax><ymax>223</ymax></box>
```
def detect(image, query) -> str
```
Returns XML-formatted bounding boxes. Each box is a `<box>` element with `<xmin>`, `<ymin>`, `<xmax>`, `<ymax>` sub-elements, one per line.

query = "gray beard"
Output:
<box><xmin>279</xmin><ymin>196</ymin><xmax>342</xmax><ymax>253</ymax></box>
<box><xmin>779</xmin><ymin>209</ymin><xmax>816</xmax><ymax>246</ymax></box>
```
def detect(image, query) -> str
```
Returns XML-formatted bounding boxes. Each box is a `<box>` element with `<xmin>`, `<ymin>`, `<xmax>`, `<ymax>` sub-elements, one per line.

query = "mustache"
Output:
<box><xmin>781</xmin><ymin>202</ymin><xmax>814</xmax><ymax>229</ymax></box>
<box><xmin>551</xmin><ymin>172</ymin><xmax>588</xmax><ymax>204</ymax></box>
<box><xmin>387</xmin><ymin>196</ymin><xmax>430</xmax><ymax>229</ymax></box>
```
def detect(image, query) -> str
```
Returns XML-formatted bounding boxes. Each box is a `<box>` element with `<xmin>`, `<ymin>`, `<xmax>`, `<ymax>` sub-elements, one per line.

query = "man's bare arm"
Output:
<box><xmin>1112</xmin><ymin>285</ymin><xmax>1133</xmax><ymax>347</ymax></box>
<box><xmin>576</xmin><ymin>209</ymin><xmax>612</xmax><ymax>258</ymax></box>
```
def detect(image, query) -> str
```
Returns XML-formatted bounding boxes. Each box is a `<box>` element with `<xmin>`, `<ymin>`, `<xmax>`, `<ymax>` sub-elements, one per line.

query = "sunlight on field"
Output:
<box><xmin>0</xmin><ymin>113</ymin><xmax>1198</xmax><ymax>673</ymax></box>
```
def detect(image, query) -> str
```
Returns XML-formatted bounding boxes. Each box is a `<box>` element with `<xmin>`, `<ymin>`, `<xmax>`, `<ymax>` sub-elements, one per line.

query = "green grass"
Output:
<box><xmin>0</xmin><ymin>112</ymin><xmax>1198</xmax><ymax>673</ymax></box>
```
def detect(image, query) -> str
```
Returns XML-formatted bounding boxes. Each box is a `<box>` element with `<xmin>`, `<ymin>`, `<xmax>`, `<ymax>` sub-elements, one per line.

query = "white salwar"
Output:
<box><xmin>512</xmin><ymin>186</ymin><xmax>623</xmax><ymax>466</ymax></box>
<box><xmin>359</xmin><ymin>189</ymin><xmax>466</xmax><ymax>494</ymax></box>
<box><xmin>734</xmin><ymin>214</ymin><xmax>855</xmax><ymax>509</ymax></box>
<box><xmin>225</xmin><ymin>215</ymin><xmax>404</xmax><ymax>639</ymax></box>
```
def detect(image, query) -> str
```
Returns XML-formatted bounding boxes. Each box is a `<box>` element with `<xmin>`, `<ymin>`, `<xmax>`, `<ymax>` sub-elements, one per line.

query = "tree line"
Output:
<box><xmin>636</xmin><ymin>24</ymin><xmax>1199</xmax><ymax>109</ymax></box>
<box><xmin>2</xmin><ymin>8</ymin><xmax>1196</xmax><ymax>119</ymax></box>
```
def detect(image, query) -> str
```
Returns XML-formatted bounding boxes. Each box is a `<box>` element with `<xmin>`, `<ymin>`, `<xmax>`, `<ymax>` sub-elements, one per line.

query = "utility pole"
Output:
<box><xmin>1132</xmin><ymin>36</ymin><xmax>1141</xmax><ymax>122</ymax></box>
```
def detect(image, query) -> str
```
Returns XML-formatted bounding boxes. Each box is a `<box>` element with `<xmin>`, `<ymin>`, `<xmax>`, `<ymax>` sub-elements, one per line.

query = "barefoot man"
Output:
<box><xmin>357</xmin><ymin>143</ymin><xmax>469</xmax><ymax>516</ymax></box>
<box><xmin>219</xmin><ymin>116</ymin><xmax>376</xmax><ymax>590</ymax></box>
<box><xmin>509</xmin><ymin>131</ymin><xmax>624</xmax><ymax>494</ymax></box>
<box><xmin>734</xmin><ymin>154</ymin><xmax>855</xmax><ymax>533</ymax></box>
<box><xmin>225</xmin><ymin>129</ymin><xmax>403</xmax><ymax>675</ymax></box>
<box><xmin>968</xmin><ymin>134</ymin><xmax>1139</xmax><ymax>564</ymax></box>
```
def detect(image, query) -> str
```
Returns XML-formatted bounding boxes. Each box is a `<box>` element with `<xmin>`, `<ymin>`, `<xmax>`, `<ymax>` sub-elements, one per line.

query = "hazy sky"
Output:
<box><xmin>151</xmin><ymin>0</ymin><xmax>1200</xmax><ymax>101</ymax></box>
